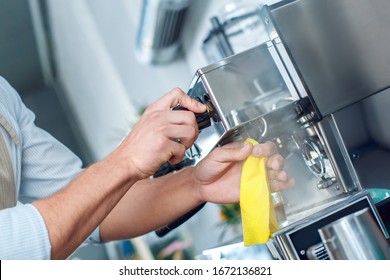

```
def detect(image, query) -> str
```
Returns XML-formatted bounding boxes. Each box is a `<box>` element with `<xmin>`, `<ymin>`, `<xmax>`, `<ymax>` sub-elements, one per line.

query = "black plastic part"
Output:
<box><xmin>155</xmin><ymin>202</ymin><xmax>207</xmax><ymax>237</ymax></box>
<box><xmin>172</xmin><ymin>103</ymin><xmax>212</xmax><ymax>130</ymax></box>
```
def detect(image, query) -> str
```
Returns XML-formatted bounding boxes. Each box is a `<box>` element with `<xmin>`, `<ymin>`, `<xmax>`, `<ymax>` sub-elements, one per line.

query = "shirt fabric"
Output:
<box><xmin>0</xmin><ymin>123</ymin><xmax>16</xmax><ymax>209</ymax></box>
<box><xmin>0</xmin><ymin>76</ymin><xmax>100</xmax><ymax>259</ymax></box>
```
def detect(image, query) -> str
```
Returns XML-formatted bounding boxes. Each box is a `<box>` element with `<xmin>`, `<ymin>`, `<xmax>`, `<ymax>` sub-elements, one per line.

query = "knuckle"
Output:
<box><xmin>154</xmin><ymin>136</ymin><xmax>168</xmax><ymax>149</ymax></box>
<box><xmin>266</xmin><ymin>156</ymin><xmax>278</xmax><ymax>170</ymax></box>
<box><xmin>170</xmin><ymin>87</ymin><xmax>184</xmax><ymax>97</ymax></box>
<box><xmin>187</xmin><ymin>125</ymin><xmax>197</xmax><ymax>138</ymax></box>
<box><xmin>146</xmin><ymin>110</ymin><xmax>158</xmax><ymax>120</ymax></box>
<box><xmin>264</xmin><ymin>141</ymin><xmax>277</xmax><ymax>154</ymax></box>
<box><xmin>179</xmin><ymin>143</ymin><xmax>186</xmax><ymax>154</ymax></box>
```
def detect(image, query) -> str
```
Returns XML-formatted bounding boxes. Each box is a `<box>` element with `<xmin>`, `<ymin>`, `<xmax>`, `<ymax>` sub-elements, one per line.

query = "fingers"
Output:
<box><xmin>266</xmin><ymin>154</ymin><xmax>285</xmax><ymax>171</ymax></box>
<box><xmin>267</xmin><ymin>169</ymin><xmax>289</xmax><ymax>182</ymax></box>
<box><xmin>267</xmin><ymin>168</ymin><xmax>295</xmax><ymax>190</ymax></box>
<box><xmin>250</xmin><ymin>141</ymin><xmax>294</xmax><ymax>191</ymax></box>
<box><xmin>142</xmin><ymin>88</ymin><xmax>207</xmax><ymax>152</ymax></box>
<box><xmin>153</xmin><ymin>110</ymin><xmax>199</xmax><ymax>148</ymax></box>
<box><xmin>164</xmin><ymin>124</ymin><xmax>197</xmax><ymax>149</ymax></box>
<box><xmin>252</xmin><ymin>141</ymin><xmax>277</xmax><ymax>157</ymax></box>
<box><xmin>209</xmin><ymin>143</ymin><xmax>253</xmax><ymax>163</ymax></box>
<box><xmin>175</xmin><ymin>89</ymin><xmax>206</xmax><ymax>113</ymax></box>
<box><xmin>168</xmin><ymin>110</ymin><xmax>199</xmax><ymax>126</ymax></box>
<box><xmin>167</xmin><ymin>141</ymin><xmax>187</xmax><ymax>165</ymax></box>
<box><xmin>140</xmin><ymin>108</ymin><xmax>199</xmax><ymax>145</ymax></box>
<box><xmin>149</xmin><ymin>87</ymin><xmax>206</xmax><ymax>113</ymax></box>
<box><xmin>251</xmin><ymin>142</ymin><xmax>284</xmax><ymax>171</ymax></box>
<box><xmin>269</xmin><ymin>178</ymin><xmax>295</xmax><ymax>192</ymax></box>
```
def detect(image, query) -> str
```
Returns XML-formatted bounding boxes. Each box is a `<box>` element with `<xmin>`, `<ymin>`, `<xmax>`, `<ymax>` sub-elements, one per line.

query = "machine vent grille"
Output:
<box><xmin>312</xmin><ymin>244</ymin><xmax>330</xmax><ymax>260</ymax></box>
<box><xmin>153</xmin><ymin>8</ymin><xmax>187</xmax><ymax>48</ymax></box>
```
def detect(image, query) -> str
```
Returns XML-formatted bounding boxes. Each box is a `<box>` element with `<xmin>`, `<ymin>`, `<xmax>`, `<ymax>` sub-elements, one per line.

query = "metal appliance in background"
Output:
<box><xmin>156</xmin><ymin>0</ymin><xmax>390</xmax><ymax>259</ymax></box>
<box><xmin>202</xmin><ymin>0</ymin><xmax>269</xmax><ymax>64</ymax></box>
<box><xmin>315</xmin><ymin>208</ymin><xmax>390</xmax><ymax>260</ymax></box>
<box><xmin>135</xmin><ymin>0</ymin><xmax>192</xmax><ymax>64</ymax></box>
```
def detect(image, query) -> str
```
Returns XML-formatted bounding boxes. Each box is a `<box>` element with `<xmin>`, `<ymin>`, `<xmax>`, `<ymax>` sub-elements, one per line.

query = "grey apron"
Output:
<box><xmin>0</xmin><ymin>114</ymin><xmax>18</xmax><ymax>209</ymax></box>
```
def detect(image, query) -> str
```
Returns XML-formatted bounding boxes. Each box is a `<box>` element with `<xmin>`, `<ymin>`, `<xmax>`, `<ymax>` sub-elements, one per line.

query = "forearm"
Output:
<box><xmin>100</xmin><ymin>167</ymin><xmax>203</xmax><ymax>241</ymax></box>
<box><xmin>33</xmin><ymin>152</ymin><xmax>138</xmax><ymax>259</ymax></box>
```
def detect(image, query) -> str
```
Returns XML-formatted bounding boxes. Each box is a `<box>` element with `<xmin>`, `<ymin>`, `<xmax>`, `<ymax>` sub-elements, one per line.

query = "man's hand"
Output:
<box><xmin>192</xmin><ymin>141</ymin><xmax>294</xmax><ymax>204</ymax></box>
<box><xmin>112</xmin><ymin>88</ymin><xmax>206</xmax><ymax>180</ymax></box>
<box><xmin>252</xmin><ymin>141</ymin><xmax>295</xmax><ymax>192</ymax></box>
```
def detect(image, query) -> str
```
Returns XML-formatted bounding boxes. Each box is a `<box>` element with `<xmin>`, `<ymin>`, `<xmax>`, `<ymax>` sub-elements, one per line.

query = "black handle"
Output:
<box><xmin>153</xmin><ymin>157</ymin><xmax>195</xmax><ymax>178</ymax></box>
<box><xmin>172</xmin><ymin>104</ymin><xmax>212</xmax><ymax>130</ymax></box>
<box><xmin>155</xmin><ymin>202</ymin><xmax>207</xmax><ymax>237</ymax></box>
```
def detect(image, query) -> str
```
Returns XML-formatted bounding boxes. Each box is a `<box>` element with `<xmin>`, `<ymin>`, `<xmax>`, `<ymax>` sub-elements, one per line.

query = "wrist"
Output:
<box><xmin>94</xmin><ymin>150</ymin><xmax>141</xmax><ymax>187</ymax></box>
<box><xmin>188</xmin><ymin>166</ymin><xmax>205</xmax><ymax>204</ymax></box>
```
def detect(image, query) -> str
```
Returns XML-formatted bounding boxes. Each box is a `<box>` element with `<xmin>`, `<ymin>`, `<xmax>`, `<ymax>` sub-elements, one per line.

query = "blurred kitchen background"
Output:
<box><xmin>0</xmin><ymin>0</ymin><xmax>280</xmax><ymax>260</ymax></box>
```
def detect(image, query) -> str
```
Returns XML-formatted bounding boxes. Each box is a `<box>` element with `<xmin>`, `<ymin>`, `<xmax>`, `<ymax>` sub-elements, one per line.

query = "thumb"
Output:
<box><xmin>210</xmin><ymin>142</ymin><xmax>253</xmax><ymax>163</ymax></box>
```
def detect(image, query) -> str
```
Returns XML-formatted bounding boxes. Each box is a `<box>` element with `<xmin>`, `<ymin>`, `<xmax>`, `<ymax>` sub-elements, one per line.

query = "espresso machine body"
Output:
<box><xmin>182</xmin><ymin>0</ymin><xmax>390</xmax><ymax>259</ymax></box>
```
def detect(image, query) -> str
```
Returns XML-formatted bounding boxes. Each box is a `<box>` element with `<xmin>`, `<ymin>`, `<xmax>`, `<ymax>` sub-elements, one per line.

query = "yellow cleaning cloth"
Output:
<box><xmin>240</xmin><ymin>138</ymin><xmax>279</xmax><ymax>246</ymax></box>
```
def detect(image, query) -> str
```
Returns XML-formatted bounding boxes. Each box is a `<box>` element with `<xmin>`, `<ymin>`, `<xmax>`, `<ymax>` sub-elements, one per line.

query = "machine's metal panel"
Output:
<box><xmin>269</xmin><ymin>0</ymin><xmax>390</xmax><ymax>116</ymax></box>
<box><xmin>270</xmin><ymin>191</ymin><xmax>388</xmax><ymax>260</ymax></box>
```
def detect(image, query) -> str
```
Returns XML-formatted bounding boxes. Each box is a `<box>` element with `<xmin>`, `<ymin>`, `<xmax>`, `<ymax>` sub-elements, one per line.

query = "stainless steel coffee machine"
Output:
<box><xmin>156</xmin><ymin>0</ymin><xmax>390</xmax><ymax>259</ymax></box>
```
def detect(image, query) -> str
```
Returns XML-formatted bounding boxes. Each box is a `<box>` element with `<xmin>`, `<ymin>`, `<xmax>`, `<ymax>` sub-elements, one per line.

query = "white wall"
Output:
<box><xmin>48</xmin><ymin>0</ymin><xmax>193</xmax><ymax>161</ymax></box>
